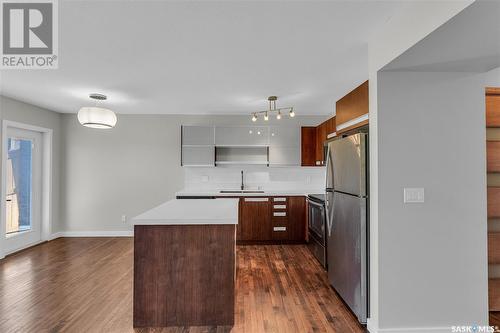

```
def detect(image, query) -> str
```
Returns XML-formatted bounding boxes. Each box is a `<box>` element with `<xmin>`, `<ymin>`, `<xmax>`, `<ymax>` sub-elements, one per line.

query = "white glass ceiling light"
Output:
<box><xmin>78</xmin><ymin>93</ymin><xmax>117</xmax><ymax>129</ymax></box>
<box><xmin>250</xmin><ymin>96</ymin><xmax>295</xmax><ymax>122</ymax></box>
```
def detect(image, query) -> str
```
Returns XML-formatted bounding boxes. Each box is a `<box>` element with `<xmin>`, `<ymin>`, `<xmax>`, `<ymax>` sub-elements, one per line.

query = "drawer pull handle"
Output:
<box><xmin>273</xmin><ymin>197</ymin><xmax>286</xmax><ymax>202</ymax></box>
<box><xmin>273</xmin><ymin>205</ymin><xmax>286</xmax><ymax>209</ymax></box>
<box><xmin>244</xmin><ymin>198</ymin><xmax>268</xmax><ymax>202</ymax></box>
<box><xmin>273</xmin><ymin>212</ymin><xmax>286</xmax><ymax>217</ymax></box>
<box><xmin>273</xmin><ymin>226</ymin><xmax>286</xmax><ymax>232</ymax></box>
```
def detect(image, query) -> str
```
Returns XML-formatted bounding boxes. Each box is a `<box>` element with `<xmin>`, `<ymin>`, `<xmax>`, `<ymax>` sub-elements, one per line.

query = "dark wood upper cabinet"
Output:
<box><xmin>315</xmin><ymin>122</ymin><xmax>327</xmax><ymax>165</ymax></box>
<box><xmin>336</xmin><ymin>80</ymin><xmax>369</xmax><ymax>130</ymax></box>
<box><xmin>301</xmin><ymin>116</ymin><xmax>336</xmax><ymax>167</ymax></box>
<box><xmin>325</xmin><ymin>117</ymin><xmax>336</xmax><ymax>137</ymax></box>
<box><xmin>301</xmin><ymin>127</ymin><xmax>317</xmax><ymax>166</ymax></box>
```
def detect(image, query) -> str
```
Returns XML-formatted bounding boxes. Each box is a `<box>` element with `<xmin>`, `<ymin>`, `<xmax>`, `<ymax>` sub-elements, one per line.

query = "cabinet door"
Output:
<box><xmin>325</xmin><ymin>117</ymin><xmax>336</xmax><ymax>138</ymax></box>
<box><xmin>301</xmin><ymin>127</ymin><xmax>317</xmax><ymax>166</ymax></box>
<box><xmin>182</xmin><ymin>146</ymin><xmax>215</xmax><ymax>167</ymax></box>
<box><xmin>269</xmin><ymin>126</ymin><xmax>300</xmax><ymax>147</ymax></box>
<box><xmin>182</xmin><ymin>126</ymin><xmax>214</xmax><ymax>145</ymax></box>
<box><xmin>287</xmin><ymin>197</ymin><xmax>306</xmax><ymax>241</ymax></box>
<box><xmin>336</xmin><ymin>80</ymin><xmax>368</xmax><ymax>130</ymax></box>
<box><xmin>269</xmin><ymin>147</ymin><xmax>300</xmax><ymax>166</ymax></box>
<box><xmin>240</xmin><ymin>197</ymin><xmax>271</xmax><ymax>241</ymax></box>
<box><xmin>316</xmin><ymin>122</ymin><xmax>327</xmax><ymax>165</ymax></box>
<box><xmin>215</xmin><ymin>126</ymin><xmax>269</xmax><ymax>146</ymax></box>
<box><xmin>269</xmin><ymin>126</ymin><xmax>300</xmax><ymax>166</ymax></box>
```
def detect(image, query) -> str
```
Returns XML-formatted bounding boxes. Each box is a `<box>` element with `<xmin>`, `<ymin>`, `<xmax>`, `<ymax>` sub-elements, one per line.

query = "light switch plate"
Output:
<box><xmin>404</xmin><ymin>188</ymin><xmax>424</xmax><ymax>203</ymax></box>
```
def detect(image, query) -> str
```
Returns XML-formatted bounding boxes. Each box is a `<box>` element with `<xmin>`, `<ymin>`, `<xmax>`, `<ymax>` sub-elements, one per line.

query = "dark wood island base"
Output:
<box><xmin>133</xmin><ymin>224</ymin><xmax>236</xmax><ymax>327</ymax></box>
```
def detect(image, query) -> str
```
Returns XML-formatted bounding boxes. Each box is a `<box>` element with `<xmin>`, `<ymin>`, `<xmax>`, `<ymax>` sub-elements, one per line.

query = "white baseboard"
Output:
<box><xmin>48</xmin><ymin>232</ymin><xmax>64</xmax><ymax>240</ymax></box>
<box><xmin>368</xmin><ymin>324</ymin><xmax>452</xmax><ymax>333</ymax></box>
<box><xmin>49</xmin><ymin>231</ymin><xmax>133</xmax><ymax>239</ymax></box>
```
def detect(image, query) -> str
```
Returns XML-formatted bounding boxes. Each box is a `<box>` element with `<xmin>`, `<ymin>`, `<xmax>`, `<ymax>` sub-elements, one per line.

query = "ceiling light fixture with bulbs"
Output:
<box><xmin>251</xmin><ymin>96</ymin><xmax>295</xmax><ymax>122</ymax></box>
<box><xmin>77</xmin><ymin>93</ymin><xmax>117</xmax><ymax>129</ymax></box>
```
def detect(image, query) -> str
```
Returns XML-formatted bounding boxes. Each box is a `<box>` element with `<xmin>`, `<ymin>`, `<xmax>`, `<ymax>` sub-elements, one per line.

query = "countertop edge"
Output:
<box><xmin>133</xmin><ymin>218</ymin><xmax>238</xmax><ymax>226</ymax></box>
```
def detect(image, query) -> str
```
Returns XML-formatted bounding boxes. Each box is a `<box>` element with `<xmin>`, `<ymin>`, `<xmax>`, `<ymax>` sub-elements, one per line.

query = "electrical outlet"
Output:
<box><xmin>121</xmin><ymin>215</ymin><xmax>127</xmax><ymax>223</ymax></box>
<box><xmin>404</xmin><ymin>188</ymin><xmax>424</xmax><ymax>203</ymax></box>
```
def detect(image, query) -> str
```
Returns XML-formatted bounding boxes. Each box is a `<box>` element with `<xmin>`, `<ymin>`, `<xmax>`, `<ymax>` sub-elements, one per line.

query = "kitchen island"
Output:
<box><xmin>132</xmin><ymin>199</ymin><xmax>239</xmax><ymax>328</ymax></box>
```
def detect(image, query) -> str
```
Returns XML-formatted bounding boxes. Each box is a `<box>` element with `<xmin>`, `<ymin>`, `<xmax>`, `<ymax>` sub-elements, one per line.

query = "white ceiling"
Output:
<box><xmin>0</xmin><ymin>0</ymin><xmax>407</xmax><ymax>115</ymax></box>
<box><xmin>383</xmin><ymin>0</ymin><xmax>500</xmax><ymax>73</ymax></box>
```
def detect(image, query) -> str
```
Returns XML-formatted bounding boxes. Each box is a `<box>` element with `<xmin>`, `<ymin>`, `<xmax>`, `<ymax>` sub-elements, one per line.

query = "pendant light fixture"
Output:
<box><xmin>77</xmin><ymin>93</ymin><xmax>117</xmax><ymax>129</ymax></box>
<box><xmin>250</xmin><ymin>96</ymin><xmax>294</xmax><ymax>122</ymax></box>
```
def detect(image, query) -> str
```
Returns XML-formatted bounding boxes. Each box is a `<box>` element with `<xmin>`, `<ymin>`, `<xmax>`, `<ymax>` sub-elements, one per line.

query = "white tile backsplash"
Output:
<box><xmin>183</xmin><ymin>166</ymin><xmax>326</xmax><ymax>191</ymax></box>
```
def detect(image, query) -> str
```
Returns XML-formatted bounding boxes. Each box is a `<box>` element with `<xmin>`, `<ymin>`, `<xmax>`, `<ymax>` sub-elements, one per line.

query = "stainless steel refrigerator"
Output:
<box><xmin>325</xmin><ymin>132</ymin><xmax>368</xmax><ymax>324</ymax></box>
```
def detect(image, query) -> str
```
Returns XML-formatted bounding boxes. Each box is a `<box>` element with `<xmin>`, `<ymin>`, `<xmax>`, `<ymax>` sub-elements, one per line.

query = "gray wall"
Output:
<box><xmin>60</xmin><ymin>114</ymin><xmax>327</xmax><ymax>233</ymax></box>
<box><xmin>375</xmin><ymin>69</ymin><xmax>498</xmax><ymax>329</ymax></box>
<box><xmin>0</xmin><ymin>96</ymin><xmax>63</xmax><ymax>233</ymax></box>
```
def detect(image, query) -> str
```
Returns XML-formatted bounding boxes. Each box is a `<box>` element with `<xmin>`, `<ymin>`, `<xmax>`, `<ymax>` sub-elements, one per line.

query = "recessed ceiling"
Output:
<box><xmin>0</xmin><ymin>1</ymin><xmax>406</xmax><ymax>115</ymax></box>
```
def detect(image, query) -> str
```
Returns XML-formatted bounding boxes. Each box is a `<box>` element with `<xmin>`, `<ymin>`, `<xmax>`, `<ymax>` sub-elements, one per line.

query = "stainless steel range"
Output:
<box><xmin>307</xmin><ymin>194</ymin><xmax>327</xmax><ymax>268</ymax></box>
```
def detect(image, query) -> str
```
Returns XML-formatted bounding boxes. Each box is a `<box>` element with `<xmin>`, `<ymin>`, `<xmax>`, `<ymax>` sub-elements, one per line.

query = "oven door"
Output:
<box><xmin>308</xmin><ymin>198</ymin><xmax>326</xmax><ymax>246</ymax></box>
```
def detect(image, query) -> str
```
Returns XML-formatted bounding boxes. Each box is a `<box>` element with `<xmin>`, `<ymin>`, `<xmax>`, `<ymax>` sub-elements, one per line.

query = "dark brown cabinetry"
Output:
<box><xmin>336</xmin><ymin>80</ymin><xmax>369</xmax><ymax>134</ymax></box>
<box><xmin>315</xmin><ymin>122</ymin><xmax>327</xmax><ymax>165</ymax></box>
<box><xmin>239</xmin><ymin>197</ymin><xmax>271</xmax><ymax>241</ymax></box>
<box><xmin>238</xmin><ymin>196</ymin><xmax>306</xmax><ymax>243</ymax></box>
<box><xmin>325</xmin><ymin>117</ymin><xmax>336</xmax><ymax>136</ymax></box>
<box><xmin>301</xmin><ymin>116</ymin><xmax>336</xmax><ymax>167</ymax></box>
<box><xmin>301</xmin><ymin>127</ymin><xmax>317</xmax><ymax>166</ymax></box>
<box><xmin>300</xmin><ymin>81</ymin><xmax>369</xmax><ymax>166</ymax></box>
<box><xmin>134</xmin><ymin>224</ymin><xmax>235</xmax><ymax>327</ymax></box>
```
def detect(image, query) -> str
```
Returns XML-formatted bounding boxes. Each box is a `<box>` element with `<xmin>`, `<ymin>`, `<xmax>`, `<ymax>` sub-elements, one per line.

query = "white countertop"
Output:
<box><xmin>175</xmin><ymin>189</ymin><xmax>324</xmax><ymax>197</ymax></box>
<box><xmin>132</xmin><ymin>199</ymin><xmax>239</xmax><ymax>225</ymax></box>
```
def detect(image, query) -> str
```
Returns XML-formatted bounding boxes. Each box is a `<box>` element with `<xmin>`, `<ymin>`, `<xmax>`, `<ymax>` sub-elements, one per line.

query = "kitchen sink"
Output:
<box><xmin>219</xmin><ymin>190</ymin><xmax>265</xmax><ymax>194</ymax></box>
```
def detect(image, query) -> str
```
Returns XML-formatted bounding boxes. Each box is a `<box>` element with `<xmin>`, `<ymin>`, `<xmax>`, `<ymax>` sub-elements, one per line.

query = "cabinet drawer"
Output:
<box><xmin>273</xmin><ymin>211</ymin><xmax>286</xmax><ymax>217</ymax></box>
<box><xmin>272</xmin><ymin>225</ymin><xmax>289</xmax><ymax>240</ymax></box>
<box><xmin>244</xmin><ymin>198</ymin><xmax>269</xmax><ymax>202</ymax></box>
<box><xmin>273</xmin><ymin>204</ymin><xmax>286</xmax><ymax>210</ymax></box>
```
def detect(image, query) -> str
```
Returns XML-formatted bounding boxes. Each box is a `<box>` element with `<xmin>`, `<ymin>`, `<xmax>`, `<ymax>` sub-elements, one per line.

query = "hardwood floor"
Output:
<box><xmin>491</xmin><ymin>311</ymin><xmax>500</xmax><ymax>327</ymax></box>
<box><xmin>0</xmin><ymin>238</ymin><xmax>365</xmax><ymax>333</ymax></box>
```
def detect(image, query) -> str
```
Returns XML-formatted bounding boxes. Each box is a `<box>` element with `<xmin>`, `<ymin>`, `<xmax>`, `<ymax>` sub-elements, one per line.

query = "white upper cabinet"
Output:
<box><xmin>182</xmin><ymin>126</ymin><xmax>214</xmax><ymax>145</ymax></box>
<box><xmin>182</xmin><ymin>146</ymin><xmax>215</xmax><ymax>167</ymax></box>
<box><xmin>215</xmin><ymin>126</ymin><xmax>269</xmax><ymax>146</ymax></box>
<box><xmin>181</xmin><ymin>126</ymin><xmax>215</xmax><ymax>167</ymax></box>
<box><xmin>268</xmin><ymin>126</ymin><xmax>300</xmax><ymax>166</ymax></box>
<box><xmin>181</xmin><ymin>125</ymin><xmax>300</xmax><ymax>167</ymax></box>
<box><xmin>269</xmin><ymin>126</ymin><xmax>300</xmax><ymax>147</ymax></box>
<box><xmin>268</xmin><ymin>147</ymin><xmax>300</xmax><ymax>166</ymax></box>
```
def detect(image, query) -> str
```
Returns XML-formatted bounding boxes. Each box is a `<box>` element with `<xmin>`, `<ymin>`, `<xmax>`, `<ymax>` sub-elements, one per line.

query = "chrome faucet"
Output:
<box><xmin>241</xmin><ymin>170</ymin><xmax>244</xmax><ymax>190</ymax></box>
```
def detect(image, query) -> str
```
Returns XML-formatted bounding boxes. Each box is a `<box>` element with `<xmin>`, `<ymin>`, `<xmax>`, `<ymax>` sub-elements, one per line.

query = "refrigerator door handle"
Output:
<box><xmin>326</xmin><ymin>193</ymin><xmax>334</xmax><ymax>236</ymax></box>
<box><xmin>325</xmin><ymin>142</ymin><xmax>334</xmax><ymax>191</ymax></box>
